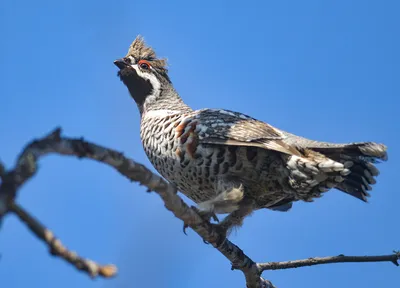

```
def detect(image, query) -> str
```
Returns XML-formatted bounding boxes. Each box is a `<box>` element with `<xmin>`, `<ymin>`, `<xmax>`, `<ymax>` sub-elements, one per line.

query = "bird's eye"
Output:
<box><xmin>138</xmin><ymin>60</ymin><xmax>151</xmax><ymax>70</ymax></box>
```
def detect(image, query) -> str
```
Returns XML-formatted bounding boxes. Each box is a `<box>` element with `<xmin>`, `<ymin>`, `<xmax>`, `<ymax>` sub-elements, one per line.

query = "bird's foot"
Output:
<box><xmin>208</xmin><ymin>222</ymin><xmax>229</xmax><ymax>245</ymax></box>
<box><xmin>182</xmin><ymin>206</ymin><xmax>220</xmax><ymax>235</ymax></box>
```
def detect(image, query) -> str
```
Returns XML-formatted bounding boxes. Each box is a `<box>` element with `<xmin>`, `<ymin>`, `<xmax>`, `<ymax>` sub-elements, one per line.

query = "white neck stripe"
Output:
<box><xmin>143</xmin><ymin>109</ymin><xmax>182</xmax><ymax>118</ymax></box>
<box><xmin>129</xmin><ymin>64</ymin><xmax>161</xmax><ymax>113</ymax></box>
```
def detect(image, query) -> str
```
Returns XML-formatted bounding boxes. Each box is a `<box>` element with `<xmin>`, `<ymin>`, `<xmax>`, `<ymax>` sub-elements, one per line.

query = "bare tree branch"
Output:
<box><xmin>0</xmin><ymin>128</ymin><xmax>397</xmax><ymax>287</ymax></box>
<box><xmin>258</xmin><ymin>252</ymin><xmax>400</xmax><ymax>271</ymax></box>
<box><xmin>0</xmin><ymin>128</ymin><xmax>271</xmax><ymax>287</ymax></box>
<box><xmin>9</xmin><ymin>202</ymin><xmax>117</xmax><ymax>278</ymax></box>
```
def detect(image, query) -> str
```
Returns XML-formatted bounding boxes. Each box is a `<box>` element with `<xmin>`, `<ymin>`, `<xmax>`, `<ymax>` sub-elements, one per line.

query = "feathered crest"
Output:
<box><xmin>126</xmin><ymin>35</ymin><xmax>168</xmax><ymax>71</ymax></box>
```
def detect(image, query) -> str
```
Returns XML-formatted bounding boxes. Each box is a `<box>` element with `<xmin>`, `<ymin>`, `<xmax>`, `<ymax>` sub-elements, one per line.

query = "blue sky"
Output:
<box><xmin>1</xmin><ymin>0</ymin><xmax>399</xmax><ymax>287</ymax></box>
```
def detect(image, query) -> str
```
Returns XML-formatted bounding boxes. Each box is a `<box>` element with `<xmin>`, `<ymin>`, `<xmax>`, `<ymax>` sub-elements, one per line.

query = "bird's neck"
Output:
<box><xmin>140</xmin><ymin>86</ymin><xmax>192</xmax><ymax>116</ymax></box>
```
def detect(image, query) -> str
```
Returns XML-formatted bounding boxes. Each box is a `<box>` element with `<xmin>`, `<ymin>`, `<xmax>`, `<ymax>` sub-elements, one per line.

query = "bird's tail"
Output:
<box><xmin>309</xmin><ymin>142</ymin><xmax>388</xmax><ymax>201</ymax></box>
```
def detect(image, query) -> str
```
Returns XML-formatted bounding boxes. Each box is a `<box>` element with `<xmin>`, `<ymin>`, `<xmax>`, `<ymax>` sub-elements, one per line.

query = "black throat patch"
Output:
<box><xmin>118</xmin><ymin>67</ymin><xmax>153</xmax><ymax>108</ymax></box>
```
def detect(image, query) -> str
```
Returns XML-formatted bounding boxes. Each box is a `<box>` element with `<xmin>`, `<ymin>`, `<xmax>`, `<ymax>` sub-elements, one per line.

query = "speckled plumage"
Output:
<box><xmin>140</xmin><ymin>109</ymin><xmax>291</xmax><ymax>208</ymax></box>
<box><xmin>114</xmin><ymin>36</ymin><xmax>388</xmax><ymax>234</ymax></box>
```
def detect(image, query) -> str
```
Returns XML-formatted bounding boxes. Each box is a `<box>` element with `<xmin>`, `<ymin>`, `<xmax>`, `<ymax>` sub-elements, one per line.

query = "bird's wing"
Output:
<box><xmin>193</xmin><ymin>109</ymin><xmax>303</xmax><ymax>156</ymax></box>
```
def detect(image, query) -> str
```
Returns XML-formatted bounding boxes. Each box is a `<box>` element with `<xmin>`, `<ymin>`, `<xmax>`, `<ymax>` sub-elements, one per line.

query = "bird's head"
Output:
<box><xmin>114</xmin><ymin>36</ymin><xmax>173</xmax><ymax>113</ymax></box>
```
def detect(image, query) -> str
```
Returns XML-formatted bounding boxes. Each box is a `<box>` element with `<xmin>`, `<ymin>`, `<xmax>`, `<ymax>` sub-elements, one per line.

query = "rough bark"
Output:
<box><xmin>0</xmin><ymin>128</ymin><xmax>398</xmax><ymax>287</ymax></box>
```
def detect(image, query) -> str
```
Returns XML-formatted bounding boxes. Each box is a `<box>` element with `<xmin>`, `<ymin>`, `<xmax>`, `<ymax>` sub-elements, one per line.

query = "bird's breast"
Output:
<box><xmin>139</xmin><ymin>114</ymin><xmax>288</xmax><ymax>204</ymax></box>
<box><xmin>139</xmin><ymin>114</ymin><xmax>215</xmax><ymax>202</ymax></box>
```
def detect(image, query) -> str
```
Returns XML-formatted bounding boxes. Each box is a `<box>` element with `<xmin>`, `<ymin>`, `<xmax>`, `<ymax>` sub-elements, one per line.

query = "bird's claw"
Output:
<box><xmin>182</xmin><ymin>206</ymin><xmax>220</xmax><ymax>236</ymax></box>
<box><xmin>211</xmin><ymin>213</ymin><xmax>219</xmax><ymax>222</ymax></box>
<box><xmin>210</xmin><ymin>223</ymin><xmax>228</xmax><ymax>239</ymax></box>
<box><xmin>182</xmin><ymin>223</ymin><xmax>189</xmax><ymax>235</ymax></box>
<box><xmin>200</xmin><ymin>223</ymin><xmax>228</xmax><ymax>245</ymax></box>
<box><xmin>191</xmin><ymin>206</ymin><xmax>219</xmax><ymax>223</ymax></box>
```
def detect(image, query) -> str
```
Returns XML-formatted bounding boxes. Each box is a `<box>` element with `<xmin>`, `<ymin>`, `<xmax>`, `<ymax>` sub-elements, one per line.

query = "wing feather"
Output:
<box><xmin>194</xmin><ymin>109</ymin><xmax>302</xmax><ymax>156</ymax></box>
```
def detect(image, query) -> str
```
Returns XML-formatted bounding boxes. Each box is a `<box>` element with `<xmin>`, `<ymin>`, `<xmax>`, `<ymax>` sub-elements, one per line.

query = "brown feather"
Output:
<box><xmin>125</xmin><ymin>35</ymin><xmax>168</xmax><ymax>71</ymax></box>
<box><xmin>201</xmin><ymin>137</ymin><xmax>302</xmax><ymax>157</ymax></box>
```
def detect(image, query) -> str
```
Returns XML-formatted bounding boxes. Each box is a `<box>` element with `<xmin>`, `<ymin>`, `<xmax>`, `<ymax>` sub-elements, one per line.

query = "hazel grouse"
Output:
<box><xmin>114</xmin><ymin>36</ymin><xmax>388</xmax><ymax>237</ymax></box>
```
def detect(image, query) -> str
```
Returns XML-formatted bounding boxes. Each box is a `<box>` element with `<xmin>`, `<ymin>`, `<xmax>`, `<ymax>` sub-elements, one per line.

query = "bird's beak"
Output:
<box><xmin>114</xmin><ymin>58</ymin><xmax>128</xmax><ymax>69</ymax></box>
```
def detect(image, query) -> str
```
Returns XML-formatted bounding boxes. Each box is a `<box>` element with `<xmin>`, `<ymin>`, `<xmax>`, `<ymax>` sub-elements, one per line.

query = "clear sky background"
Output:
<box><xmin>1</xmin><ymin>1</ymin><xmax>399</xmax><ymax>287</ymax></box>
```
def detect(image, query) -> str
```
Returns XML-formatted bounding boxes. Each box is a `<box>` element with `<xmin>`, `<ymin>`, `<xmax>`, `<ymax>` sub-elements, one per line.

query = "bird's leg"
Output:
<box><xmin>183</xmin><ymin>206</ymin><xmax>219</xmax><ymax>235</ymax></box>
<box><xmin>192</xmin><ymin>206</ymin><xmax>219</xmax><ymax>222</ymax></box>
<box><xmin>183</xmin><ymin>178</ymin><xmax>244</xmax><ymax>235</ymax></box>
<box><xmin>211</xmin><ymin>198</ymin><xmax>255</xmax><ymax>240</ymax></box>
<box><xmin>198</xmin><ymin>178</ymin><xmax>245</xmax><ymax>214</ymax></box>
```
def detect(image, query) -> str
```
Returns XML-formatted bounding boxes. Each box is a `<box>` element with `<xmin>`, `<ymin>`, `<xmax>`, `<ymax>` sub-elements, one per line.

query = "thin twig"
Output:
<box><xmin>9</xmin><ymin>202</ymin><xmax>117</xmax><ymax>278</ymax></box>
<box><xmin>258</xmin><ymin>252</ymin><xmax>400</xmax><ymax>272</ymax></box>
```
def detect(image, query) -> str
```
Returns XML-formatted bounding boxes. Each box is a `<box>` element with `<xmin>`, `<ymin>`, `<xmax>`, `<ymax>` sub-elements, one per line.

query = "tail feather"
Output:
<box><xmin>310</xmin><ymin>142</ymin><xmax>387</xmax><ymax>202</ymax></box>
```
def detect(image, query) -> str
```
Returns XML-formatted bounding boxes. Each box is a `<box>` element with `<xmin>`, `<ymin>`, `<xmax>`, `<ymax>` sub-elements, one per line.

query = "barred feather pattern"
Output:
<box><xmin>116</xmin><ymin>36</ymin><xmax>387</xmax><ymax>214</ymax></box>
<box><xmin>140</xmin><ymin>110</ymin><xmax>291</xmax><ymax>207</ymax></box>
<box><xmin>139</xmin><ymin>109</ymin><xmax>387</xmax><ymax>210</ymax></box>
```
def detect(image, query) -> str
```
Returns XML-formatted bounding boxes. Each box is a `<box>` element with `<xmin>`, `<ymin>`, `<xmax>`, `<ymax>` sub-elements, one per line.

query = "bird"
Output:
<box><xmin>114</xmin><ymin>36</ymin><xmax>388</xmax><ymax>238</ymax></box>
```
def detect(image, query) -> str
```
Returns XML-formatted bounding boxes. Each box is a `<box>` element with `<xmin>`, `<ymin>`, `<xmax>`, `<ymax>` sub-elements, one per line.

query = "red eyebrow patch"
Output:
<box><xmin>138</xmin><ymin>59</ymin><xmax>151</xmax><ymax>67</ymax></box>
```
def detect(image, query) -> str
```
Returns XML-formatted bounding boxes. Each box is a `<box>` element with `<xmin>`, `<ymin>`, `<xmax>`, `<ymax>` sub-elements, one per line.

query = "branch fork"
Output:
<box><xmin>0</xmin><ymin>128</ymin><xmax>397</xmax><ymax>287</ymax></box>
